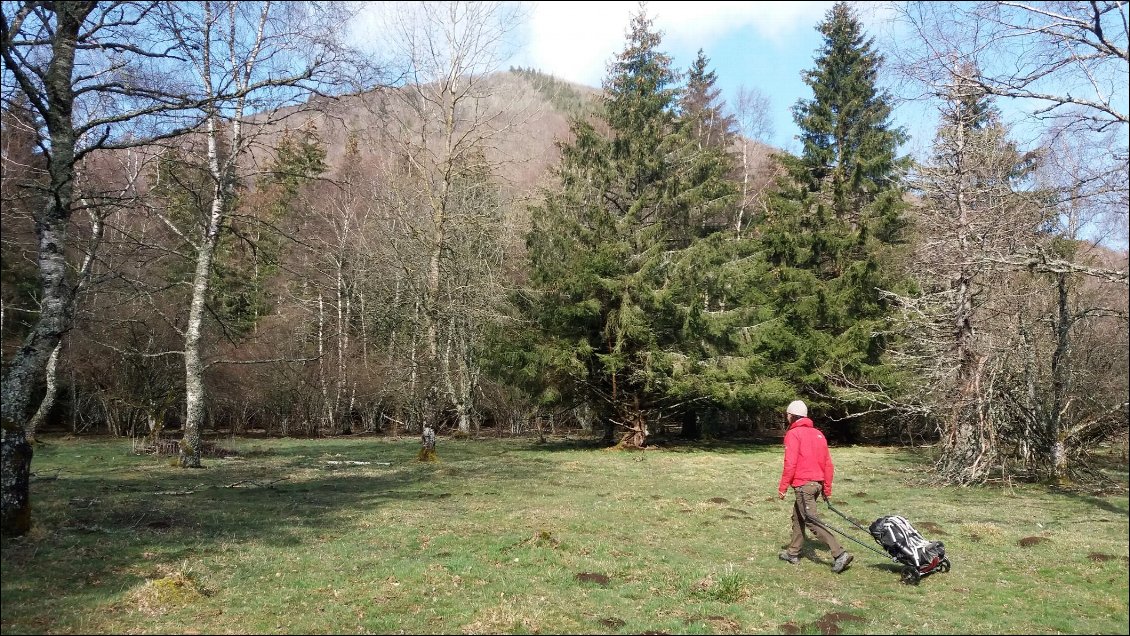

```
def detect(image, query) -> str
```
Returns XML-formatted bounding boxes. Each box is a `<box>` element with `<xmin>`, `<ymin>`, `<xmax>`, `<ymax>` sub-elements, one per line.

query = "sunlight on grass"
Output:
<box><xmin>1</xmin><ymin>435</ymin><xmax>1127</xmax><ymax>635</ymax></box>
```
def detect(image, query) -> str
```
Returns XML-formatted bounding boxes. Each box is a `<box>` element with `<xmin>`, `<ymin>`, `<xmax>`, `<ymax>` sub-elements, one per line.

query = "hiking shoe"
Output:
<box><xmin>778</xmin><ymin>550</ymin><xmax>800</xmax><ymax>565</ymax></box>
<box><xmin>832</xmin><ymin>551</ymin><xmax>854</xmax><ymax>573</ymax></box>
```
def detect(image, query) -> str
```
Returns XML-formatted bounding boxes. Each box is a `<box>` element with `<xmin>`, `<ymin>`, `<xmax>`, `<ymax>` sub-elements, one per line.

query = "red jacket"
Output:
<box><xmin>777</xmin><ymin>417</ymin><xmax>835</xmax><ymax>497</ymax></box>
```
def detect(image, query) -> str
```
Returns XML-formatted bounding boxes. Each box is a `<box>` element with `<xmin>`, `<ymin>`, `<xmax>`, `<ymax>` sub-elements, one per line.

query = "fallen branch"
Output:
<box><xmin>153</xmin><ymin>484</ymin><xmax>205</xmax><ymax>496</ymax></box>
<box><xmin>381</xmin><ymin>413</ymin><xmax>408</xmax><ymax>428</ymax></box>
<box><xmin>225</xmin><ymin>477</ymin><xmax>289</xmax><ymax>489</ymax></box>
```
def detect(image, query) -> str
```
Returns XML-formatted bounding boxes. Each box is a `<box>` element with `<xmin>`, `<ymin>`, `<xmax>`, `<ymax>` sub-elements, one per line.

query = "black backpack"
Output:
<box><xmin>868</xmin><ymin>515</ymin><xmax>946</xmax><ymax>568</ymax></box>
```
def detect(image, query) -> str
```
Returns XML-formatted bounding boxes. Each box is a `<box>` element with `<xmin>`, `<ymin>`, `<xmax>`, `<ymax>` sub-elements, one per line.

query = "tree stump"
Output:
<box><xmin>418</xmin><ymin>426</ymin><xmax>438</xmax><ymax>462</ymax></box>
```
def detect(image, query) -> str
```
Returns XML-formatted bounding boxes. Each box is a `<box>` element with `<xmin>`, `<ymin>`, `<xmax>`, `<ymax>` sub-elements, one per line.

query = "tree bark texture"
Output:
<box><xmin>0</xmin><ymin>421</ymin><xmax>33</xmax><ymax>536</ymax></box>
<box><xmin>181</xmin><ymin>187</ymin><xmax>223</xmax><ymax>469</ymax></box>
<box><xmin>0</xmin><ymin>3</ymin><xmax>90</xmax><ymax>534</ymax></box>
<box><xmin>418</xmin><ymin>425</ymin><xmax>437</xmax><ymax>462</ymax></box>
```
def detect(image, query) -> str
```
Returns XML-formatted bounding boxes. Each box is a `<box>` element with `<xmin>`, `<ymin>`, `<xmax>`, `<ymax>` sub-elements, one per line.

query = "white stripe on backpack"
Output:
<box><xmin>881</xmin><ymin>516</ymin><xmax>933</xmax><ymax>567</ymax></box>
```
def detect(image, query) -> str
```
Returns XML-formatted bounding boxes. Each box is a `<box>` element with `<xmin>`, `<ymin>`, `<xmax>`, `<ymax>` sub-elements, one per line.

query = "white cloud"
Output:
<box><xmin>515</xmin><ymin>1</ymin><xmax>834</xmax><ymax>86</ymax></box>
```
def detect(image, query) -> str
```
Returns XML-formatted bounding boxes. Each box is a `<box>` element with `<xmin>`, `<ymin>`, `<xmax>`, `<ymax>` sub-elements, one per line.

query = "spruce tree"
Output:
<box><xmin>522</xmin><ymin>8</ymin><xmax>687</xmax><ymax>447</ymax></box>
<box><xmin>663</xmin><ymin>50</ymin><xmax>788</xmax><ymax>437</ymax></box>
<box><xmin>518</xmin><ymin>14</ymin><xmax>783</xmax><ymax>444</ymax></box>
<box><xmin>907</xmin><ymin>72</ymin><xmax>1044</xmax><ymax>482</ymax></box>
<box><xmin>674</xmin><ymin>49</ymin><xmax>740</xmax><ymax>237</ymax></box>
<box><xmin>758</xmin><ymin>2</ymin><xmax>910</xmax><ymax>430</ymax></box>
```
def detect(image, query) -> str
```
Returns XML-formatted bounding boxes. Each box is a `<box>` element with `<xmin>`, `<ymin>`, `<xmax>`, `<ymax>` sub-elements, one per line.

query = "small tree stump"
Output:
<box><xmin>418</xmin><ymin>426</ymin><xmax>438</xmax><ymax>462</ymax></box>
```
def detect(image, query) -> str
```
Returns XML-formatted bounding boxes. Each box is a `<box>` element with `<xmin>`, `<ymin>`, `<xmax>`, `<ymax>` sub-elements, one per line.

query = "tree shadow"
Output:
<box><xmin>1</xmin><ymin>435</ymin><xmax>560</xmax><ymax>629</ymax></box>
<box><xmin>1046</xmin><ymin>487</ymin><xmax>1129</xmax><ymax>518</ymax></box>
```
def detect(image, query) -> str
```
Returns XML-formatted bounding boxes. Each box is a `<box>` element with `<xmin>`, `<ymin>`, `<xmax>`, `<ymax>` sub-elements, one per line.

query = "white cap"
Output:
<box><xmin>786</xmin><ymin>400</ymin><xmax>808</xmax><ymax>417</ymax></box>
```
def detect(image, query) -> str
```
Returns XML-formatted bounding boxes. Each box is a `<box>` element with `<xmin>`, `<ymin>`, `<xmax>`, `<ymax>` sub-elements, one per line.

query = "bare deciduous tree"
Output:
<box><xmin>375</xmin><ymin>1</ymin><xmax>524</xmax><ymax>436</ymax></box>
<box><xmin>887</xmin><ymin>1</ymin><xmax>1129</xmax><ymax>483</ymax></box>
<box><xmin>1</xmin><ymin>0</ymin><xmax>192</xmax><ymax>535</ymax></box>
<box><xmin>891</xmin><ymin>1</ymin><xmax>1128</xmax><ymax>248</ymax></box>
<box><xmin>733</xmin><ymin>85</ymin><xmax>777</xmax><ymax>237</ymax></box>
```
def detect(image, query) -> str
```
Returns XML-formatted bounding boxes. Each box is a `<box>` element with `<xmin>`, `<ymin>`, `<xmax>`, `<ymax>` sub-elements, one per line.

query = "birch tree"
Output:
<box><xmin>151</xmin><ymin>0</ymin><xmax>356</xmax><ymax>467</ymax></box>
<box><xmin>1</xmin><ymin>0</ymin><xmax>191</xmax><ymax>535</ymax></box>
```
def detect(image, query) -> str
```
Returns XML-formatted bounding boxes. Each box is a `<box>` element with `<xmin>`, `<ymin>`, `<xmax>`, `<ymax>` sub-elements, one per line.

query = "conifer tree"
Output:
<box><xmin>904</xmin><ymin>71</ymin><xmax>1046</xmax><ymax>482</ymax></box>
<box><xmin>522</xmin><ymin>8</ymin><xmax>686</xmax><ymax>447</ymax></box>
<box><xmin>663</xmin><ymin>50</ymin><xmax>788</xmax><ymax>437</ymax></box>
<box><xmin>758</xmin><ymin>2</ymin><xmax>910</xmax><ymax>429</ymax></box>
<box><xmin>519</xmin><ymin>12</ymin><xmax>780</xmax><ymax>444</ymax></box>
<box><xmin>674</xmin><ymin>49</ymin><xmax>740</xmax><ymax>237</ymax></box>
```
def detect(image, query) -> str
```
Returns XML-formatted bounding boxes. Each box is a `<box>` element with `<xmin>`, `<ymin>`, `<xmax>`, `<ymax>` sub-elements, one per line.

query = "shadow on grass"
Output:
<box><xmin>494</xmin><ymin>434</ymin><xmax>787</xmax><ymax>455</ymax></box>
<box><xmin>0</xmin><ymin>435</ymin><xmax>559</xmax><ymax>631</ymax></box>
<box><xmin>1047</xmin><ymin>488</ymin><xmax>1130</xmax><ymax>518</ymax></box>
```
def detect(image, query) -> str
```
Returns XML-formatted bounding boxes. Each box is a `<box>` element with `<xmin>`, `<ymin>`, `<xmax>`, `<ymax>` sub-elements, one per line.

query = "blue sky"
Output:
<box><xmin>351</xmin><ymin>2</ymin><xmax>940</xmax><ymax>154</ymax></box>
<box><xmin>505</xmin><ymin>1</ymin><xmax>937</xmax><ymax>154</ymax></box>
<box><xmin>510</xmin><ymin>1</ymin><xmax>838</xmax><ymax>152</ymax></box>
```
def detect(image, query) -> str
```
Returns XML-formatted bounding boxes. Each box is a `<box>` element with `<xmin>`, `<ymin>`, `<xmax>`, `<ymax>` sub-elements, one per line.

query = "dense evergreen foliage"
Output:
<box><xmin>754</xmin><ymin>3</ymin><xmax>911</xmax><ymax>433</ymax></box>
<box><xmin>517</xmin><ymin>11</ymin><xmax>801</xmax><ymax>445</ymax></box>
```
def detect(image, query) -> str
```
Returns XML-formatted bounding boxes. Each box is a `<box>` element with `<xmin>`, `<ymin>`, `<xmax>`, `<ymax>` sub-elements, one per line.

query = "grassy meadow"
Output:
<box><xmin>1</xmin><ymin>434</ymin><xmax>1127</xmax><ymax>635</ymax></box>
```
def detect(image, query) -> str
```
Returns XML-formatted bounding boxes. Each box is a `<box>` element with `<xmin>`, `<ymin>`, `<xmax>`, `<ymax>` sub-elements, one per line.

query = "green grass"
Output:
<box><xmin>2</xmin><ymin>435</ymin><xmax>1127</xmax><ymax>634</ymax></box>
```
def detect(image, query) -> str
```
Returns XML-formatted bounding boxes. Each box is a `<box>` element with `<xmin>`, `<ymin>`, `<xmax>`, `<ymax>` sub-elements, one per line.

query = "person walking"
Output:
<box><xmin>777</xmin><ymin>400</ymin><xmax>853</xmax><ymax>573</ymax></box>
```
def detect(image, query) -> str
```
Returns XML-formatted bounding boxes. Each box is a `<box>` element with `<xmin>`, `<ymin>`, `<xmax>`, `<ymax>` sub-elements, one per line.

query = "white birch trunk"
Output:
<box><xmin>181</xmin><ymin>183</ymin><xmax>224</xmax><ymax>468</ymax></box>
<box><xmin>25</xmin><ymin>344</ymin><xmax>61</xmax><ymax>443</ymax></box>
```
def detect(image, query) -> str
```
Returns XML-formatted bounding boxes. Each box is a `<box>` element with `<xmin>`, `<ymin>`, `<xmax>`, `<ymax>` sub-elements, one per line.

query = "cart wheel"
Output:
<box><xmin>900</xmin><ymin>566</ymin><xmax>921</xmax><ymax>585</ymax></box>
<box><xmin>939</xmin><ymin>558</ymin><xmax>951</xmax><ymax>573</ymax></box>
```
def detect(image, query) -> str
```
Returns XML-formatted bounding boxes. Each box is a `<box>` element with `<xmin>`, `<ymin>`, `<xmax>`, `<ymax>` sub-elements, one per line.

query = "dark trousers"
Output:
<box><xmin>785</xmin><ymin>481</ymin><xmax>844</xmax><ymax>558</ymax></box>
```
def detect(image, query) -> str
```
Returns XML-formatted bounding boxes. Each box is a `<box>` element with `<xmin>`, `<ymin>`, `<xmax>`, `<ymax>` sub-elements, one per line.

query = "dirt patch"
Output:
<box><xmin>864</xmin><ymin>499</ymin><xmax>879</xmax><ymax>504</ymax></box>
<box><xmin>853</xmin><ymin>491</ymin><xmax>869</xmax><ymax>497</ymax></box>
<box><xmin>780</xmin><ymin>612</ymin><xmax>865</xmax><ymax>635</ymax></box>
<box><xmin>1019</xmin><ymin>536</ymin><xmax>1049</xmax><ymax>547</ymax></box>
<box><xmin>726</xmin><ymin>507</ymin><xmax>750</xmax><ymax>517</ymax></box>
<box><xmin>1088</xmin><ymin>552</ymin><xmax>1116</xmax><ymax>562</ymax></box>
<box><xmin>599</xmin><ymin>618</ymin><xmax>625</xmax><ymax>629</ymax></box>
<box><xmin>144</xmin><ymin>518</ymin><xmax>175</xmax><ymax>532</ymax></box>
<box><xmin>685</xmin><ymin>616</ymin><xmax>741</xmax><ymax>632</ymax></box>
<box><xmin>708</xmin><ymin>497</ymin><xmax>729</xmax><ymax>504</ymax></box>
<box><xmin>575</xmin><ymin>572</ymin><xmax>610</xmax><ymax>587</ymax></box>
<box><xmin>916</xmin><ymin>522</ymin><xmax>947</xmax><ymax>536</ymax></box>
<box><xmin>813</xmin><ymin>612</ymin><xmax>866</xmax><ymax>635</ymax></box>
